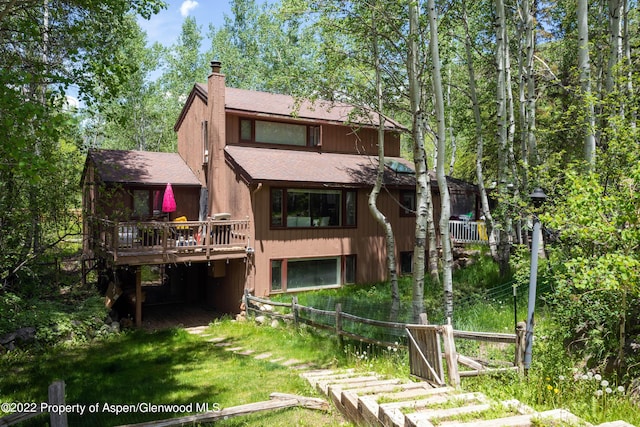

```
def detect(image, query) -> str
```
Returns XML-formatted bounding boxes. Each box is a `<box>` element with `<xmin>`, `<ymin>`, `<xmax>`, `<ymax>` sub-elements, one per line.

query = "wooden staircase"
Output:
<box><xmin>302</xmin><ymin>369</ymin><xmax>635</xmax><ymax>427</ymax></box>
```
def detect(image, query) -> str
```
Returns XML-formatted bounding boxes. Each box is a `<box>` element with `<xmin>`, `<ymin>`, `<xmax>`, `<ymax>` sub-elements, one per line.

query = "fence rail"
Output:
<box><xmin>243</xmin><ymin>292</ymin><xmax>525</xmax><ymax>386</ymax></box>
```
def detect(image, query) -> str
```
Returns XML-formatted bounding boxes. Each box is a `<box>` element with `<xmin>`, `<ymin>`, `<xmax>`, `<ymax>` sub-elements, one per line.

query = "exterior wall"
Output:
<box><xmin>248</xmin><ymin>185</ymin><xmax>415</xmax><ymax>297</ymax></box>
<box><xmin>225</xmin><ymin>114</ymin><xmax>401</xmax><ymax>157</ymax></box>
<box><xmin>176</xmin><ymin>94</ymin><xmax>208</xmax><ymax>186</ymax></box>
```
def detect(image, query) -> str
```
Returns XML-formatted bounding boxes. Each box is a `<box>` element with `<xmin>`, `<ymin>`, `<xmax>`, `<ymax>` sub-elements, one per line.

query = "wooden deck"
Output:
<box><xmin>89</xmin><ymin>218</ymin><xmax>251</xmax><ymax>266</ymax></box>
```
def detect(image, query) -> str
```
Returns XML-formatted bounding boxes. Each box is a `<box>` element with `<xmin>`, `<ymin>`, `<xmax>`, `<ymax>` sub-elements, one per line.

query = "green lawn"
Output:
<box><xmin>0</xmin><ymin>320</ymin><xmax>352</xmax><ymax>426</ymax></box>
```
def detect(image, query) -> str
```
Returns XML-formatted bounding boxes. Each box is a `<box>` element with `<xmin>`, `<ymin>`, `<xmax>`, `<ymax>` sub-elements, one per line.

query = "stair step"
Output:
<box><xmin>437</xmin><ymin>408</ymin><xmax>581</xmax><ymax>427</ymax></box>
<box><xmin>405</xmin><ymin>403</ymin><xmax>493</xmax><ymax>427</ymax></box>
<box><xmin>378</xmin><ymin>392</ymin><xmax>488</xmax><ymax>427</ymax></box>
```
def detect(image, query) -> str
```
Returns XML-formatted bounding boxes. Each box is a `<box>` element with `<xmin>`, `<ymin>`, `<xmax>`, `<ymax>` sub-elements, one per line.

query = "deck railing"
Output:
<box><xmin>449</xmin><ymin>219</ymin><xmax>488</xmax><ymax>245</ymax></box>
<box><xmin>91</xmin><ymin>217</ymin><xmax>250</xmax><ymax>261</ymax></box>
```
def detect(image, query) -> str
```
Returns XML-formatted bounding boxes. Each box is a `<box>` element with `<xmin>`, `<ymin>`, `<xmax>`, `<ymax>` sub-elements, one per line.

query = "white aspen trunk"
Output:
<box><xmin>522</xmin><ymin>0</ymin><xmax>537</xmax><ymax>169</ymax></box>
<box><xmin>578</xmin><ymin>0</ymin><xmax>596</xmax><ymax>167</ymax></box>
<box><xmin>408</xmin><ymin>0</ymin><xmax>439</xmax><ymax>321</ymax></box>
<box><xmin>495</xmin><ymin>0</ymin><xmax>511</xmax><ymax>277</ymax></box>
<box><xmin>461</xmin><ymin>0</ymin><xmax>498</xmax><ymax>260</ymax></box>
<box><xmin>623</xmin><ymin>0</ymin><xmax>635</xmax><ymax>127</ymax></box>
<box><xmin>428</xmin><ymin>0</ymin><xmax>453</xmax><ymax>321</ymax></box>
<box><xmin>369</xmin><ymin>6</ymin><xmax>400</xmax><ymax>320</ymax></box>
<box><xmin>447</xmin><ymin>62</ymin><xmax>456</xmax><ymax>176</ymax></box>
<box><xmin>606</xmin><ymin>0</ymin><xmax>622</xmax><ymax>95</ymax></box>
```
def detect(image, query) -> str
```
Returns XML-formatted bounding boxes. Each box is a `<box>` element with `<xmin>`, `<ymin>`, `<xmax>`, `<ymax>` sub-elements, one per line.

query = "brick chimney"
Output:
<box><xmin>207</xmin><ymin>60</ymin><xmax>226</xmax><ymax>213</ymax></box>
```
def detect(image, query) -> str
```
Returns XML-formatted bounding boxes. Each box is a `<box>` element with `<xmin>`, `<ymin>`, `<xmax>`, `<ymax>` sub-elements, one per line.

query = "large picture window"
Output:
<box><xmin>132</xmin><ymin>188</ymin><xmax>165</xmax><ymax>219</ymax></box>
<box><xmin>240</xmin><ymin>118</ymin><xmax>321</xmax><ymax>147</ymax></box>
<box><xmin>271</xmin><ymin>188</ymin><xmax>357</xmax><ymax>228</ymax></box>
<box><xmin>270</xmin><ymin>256</ymin><xmax>355</xmax><ymax>292</ymax></box>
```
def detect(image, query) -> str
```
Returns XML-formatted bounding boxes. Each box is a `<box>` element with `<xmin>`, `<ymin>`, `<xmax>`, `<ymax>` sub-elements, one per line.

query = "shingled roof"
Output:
<box><xmin>85</xmin><ymin>149</ymin><xmax>201</xmax><ymax>186</ymax></box>
<box><xmin>176</xmin><ymin>83</ymin><xmax>405</xmax><ymax>131</ymax></box>
<box><xmin>225</xmin><ymin>145</ymin><xmax>415</xmax><ymax>187</ymax></box>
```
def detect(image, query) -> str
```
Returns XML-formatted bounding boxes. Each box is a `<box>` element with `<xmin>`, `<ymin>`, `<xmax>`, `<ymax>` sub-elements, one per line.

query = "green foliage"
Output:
<box><xmin>542</xmin><ymin>162</ymin><xmax>640</xmax><ymax>378</ymax></box>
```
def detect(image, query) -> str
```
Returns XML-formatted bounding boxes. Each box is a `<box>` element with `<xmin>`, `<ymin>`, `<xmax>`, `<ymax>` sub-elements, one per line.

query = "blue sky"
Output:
<box><xmin>138</xmin><ymin>0</ymin><xmax>234</xmax><ymax>47</ymax></box>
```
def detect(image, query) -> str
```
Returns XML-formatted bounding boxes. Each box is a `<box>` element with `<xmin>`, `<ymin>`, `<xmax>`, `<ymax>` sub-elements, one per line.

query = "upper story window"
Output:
<box><xmin>240</xmin><ymin>118</ymin><xmax>321</xmax><ymax>147</ymax></box>
<box><xmin>400</xmin><ymin>190</ymin><xmax>416</xmax><ymax>217</ymax></box>
<box><xmin>271</xmin><ymin>188</ymin><xmax>356</xmax><ymax>228</ymax></box>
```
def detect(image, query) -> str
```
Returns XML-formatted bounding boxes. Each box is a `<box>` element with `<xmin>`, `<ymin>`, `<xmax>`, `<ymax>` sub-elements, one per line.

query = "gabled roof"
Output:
<box><xmin>174</xmin><ymin>83</ymin><xmax>406</xmax><ymax>131</ymax></box>
<box><xmin>225</xmin><ymin>145</ymin><xmax>415</xmax><ymax>188</ymax></box>
<box><xmin>85</xmin><ymin>149</ymin><xmax>201</xmax><ymax>186</ymax></box>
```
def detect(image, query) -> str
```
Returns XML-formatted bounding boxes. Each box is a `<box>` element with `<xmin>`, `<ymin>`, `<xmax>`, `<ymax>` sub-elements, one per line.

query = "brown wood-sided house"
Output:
<box><xmin>82</xmin><ymin>61</ymin><xmax>480</xmax><ymax>326</ymax></box>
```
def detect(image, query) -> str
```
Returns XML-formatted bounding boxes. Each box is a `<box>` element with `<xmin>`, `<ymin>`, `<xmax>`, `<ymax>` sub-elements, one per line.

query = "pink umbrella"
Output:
<box><xmin>162</xmin><ymin>183</ymin><xmax>176</xmax><ymax>213</ymax></box>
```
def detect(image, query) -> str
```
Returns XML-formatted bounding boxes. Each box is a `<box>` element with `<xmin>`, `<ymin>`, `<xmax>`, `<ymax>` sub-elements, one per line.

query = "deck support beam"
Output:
<box><xmin>135</xmin><ymin>266</ymin><xmax>142</xmax><ymax>327</ymax></box>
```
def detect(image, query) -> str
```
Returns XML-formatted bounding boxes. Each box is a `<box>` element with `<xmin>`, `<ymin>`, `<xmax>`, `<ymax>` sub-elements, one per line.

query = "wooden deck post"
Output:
<box><xmin>135</xmin><ymin>266</ymin><xmax>142</xmax><ymax>327</ymax></box>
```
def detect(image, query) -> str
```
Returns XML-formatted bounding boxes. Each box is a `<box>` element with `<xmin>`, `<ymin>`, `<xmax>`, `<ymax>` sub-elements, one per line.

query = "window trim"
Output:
<box><xmin>240</xmin><ymin>118</ymin><xmax>321</xmax><ymax>148</ymax></box>
<box><xmin>270</xmin><ymin>187</ymin><xmax>357</xmax><ymax>229</ymax></box>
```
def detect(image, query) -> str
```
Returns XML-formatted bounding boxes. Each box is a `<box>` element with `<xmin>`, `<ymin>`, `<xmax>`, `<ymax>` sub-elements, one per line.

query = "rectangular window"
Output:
<box><xmin>400</xmin><ymin>190</ymin><xmax>416</xmax><ymax>217</ymax></box>
<box><xmin>400</xmin><ymin>251</ymin><xmax>413</xmax><ymax>275</ymax></box>
<box><xmin>344</xmin><ymin>255</ymin><xmax>356</xmax><ymax>284</ymax></box>
<box><xmin>133</xmin><ymin>190</ymin><xmax>150</xmax><ymax>217</ymax></box>
<box><xmin>240</xmin><ymin>118</ymin><xmax>253</xmax><ymax>141</ymax></box>
<box><xmin>271</xmin><ymin>189</ymin><xmax>283</xmax><ymax>226</ymax></box>
<box><xmin>271</xmin><ymin>256</ymin><xmax>353</xmax><ymax>292</ymax></box>
<box><xmin>288</xmin><ymin>258</ymin><xmax>339</xmax><ymax>289</ymax></box>
<box><xmin>239</xmin><ymin>119</ymin><xmax>321</xmax><ymax>147</ymax></box>
<box><xmin>345</xmin><ymin>190</ymin><xmax>357</xmax><ymax>226</ymax></box>
<box><xmin>309</xmin><ymin>125</ymin><xmax>321</xmax><ymax>146</ymax></box>
<box><xmin>271</xmin><ymin>260</ymin><xmax>283</xmax><ymax>291</ymax></box>
<box><xmin>202</xmin><ymin>120</ymin><xmax>209</xmax><ymax>163</ymax></box>
<box><xmin>272</xmin><ymin>188</ymin><xmax>357</xmax><ymax>228</ymax></box>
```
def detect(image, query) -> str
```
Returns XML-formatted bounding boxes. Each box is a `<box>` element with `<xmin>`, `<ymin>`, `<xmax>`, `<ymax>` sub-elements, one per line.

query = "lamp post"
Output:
<box><xmin>524</xmin><ymin>188</ymin><xmax>547</xmax><ymax>373</ymax></box>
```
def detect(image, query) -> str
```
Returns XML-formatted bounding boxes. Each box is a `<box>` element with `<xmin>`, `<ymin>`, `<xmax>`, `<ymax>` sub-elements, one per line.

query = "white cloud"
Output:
<box><xmin>180</xmin><ymin>0</ymin><xmax>199</xmax><ymax>17</ymax></box>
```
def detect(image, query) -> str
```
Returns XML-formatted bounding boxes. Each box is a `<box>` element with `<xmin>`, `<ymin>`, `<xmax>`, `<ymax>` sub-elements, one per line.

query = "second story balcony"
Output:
<box><xmin>87</xmin><ymin>217</ymin><xmax>252</xmax><ymax>266</ymax></box>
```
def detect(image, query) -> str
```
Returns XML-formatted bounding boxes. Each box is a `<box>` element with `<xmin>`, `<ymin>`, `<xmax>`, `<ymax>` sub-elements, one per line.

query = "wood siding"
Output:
<box><xmin>248</xmin><ymin>185</ymin><xmax>415</xmax><ymax>297</ymax></box>
<box><xmin>176</xmin><ymin>94</ymin><xmax>208</xmax><ymax>186</ymax></box>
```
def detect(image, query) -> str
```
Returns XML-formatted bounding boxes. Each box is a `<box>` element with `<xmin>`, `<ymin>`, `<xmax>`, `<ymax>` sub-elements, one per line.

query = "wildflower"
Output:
<box><xmin>546</xmin><ymin>377</ymin><xmax>551</xmax><ymax>382</ymax></box>
<box><xmin>558</xmin><ymin>375</ymin><xmax>565</xmax><ymax>381</ymax></box>
<box><xmin>581</xmin><ymin>374</ymin><xmax>589</xmax><ymax>380</ymax></box>
<box><xmin>617</xmin><ymin>386</ymin><xmax>625</xmax><ymax>393</ymax></box>
<box><xmin>546</xmin><ymin>384</ymin><xmax>553</xmax><ymax>391</ymax></box>
<box><xmin>554</xmin><ymin>388</ymin><xmax>559</xmax><ymax>394</ymax></box>
<box><xmin>601</xmin><ymin>380</ymin><xmax>609</xmax><ymax>387</ymax></box>
<box><xmin>587</xmin><ymin>372</ymin><xmax>594</xmax><ymax>379</ymax></box>
<box><xmin>594</xmin><ymin>389</ymin><xmax>603</xmax><ymax>397</ymax></box>
<box><xmin>594</xmin><ymin>374</ymin><xmax>602</xmax><ymax>381</ymax></box>
<box><xmin>605</xmin><ymin>387</ymin><xmax>612</xmax><ymax>394</ymax></box>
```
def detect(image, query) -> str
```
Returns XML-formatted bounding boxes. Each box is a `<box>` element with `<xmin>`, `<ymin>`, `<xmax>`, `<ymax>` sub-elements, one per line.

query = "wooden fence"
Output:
<box><xmin>0</xmin><ymin>381</ymin><xmax>67</xmax><ymax>427</ymax></box>
<box><xmin>244</xmin><ymin>291</ymin><xmax>407</xmax><ymax>350</ymax></box>
<box><xmin>244</xmin><ymin>292</ymin><xmax>526</xmax><ymax>387</ymax></box>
